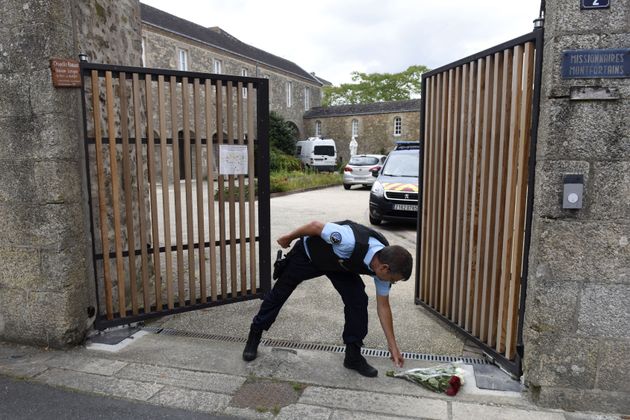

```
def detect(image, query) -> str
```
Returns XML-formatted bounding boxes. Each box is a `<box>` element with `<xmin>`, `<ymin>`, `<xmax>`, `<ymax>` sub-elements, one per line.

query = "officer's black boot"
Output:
<box><xmin>343</xmin><ymin>342</ymin><xmax>378</xmax><ymax>377</ymax></box>
<box><xmin>242</xmin><ymin>325</ymin><xmax>263</xmax><ymax>362</ymax></box>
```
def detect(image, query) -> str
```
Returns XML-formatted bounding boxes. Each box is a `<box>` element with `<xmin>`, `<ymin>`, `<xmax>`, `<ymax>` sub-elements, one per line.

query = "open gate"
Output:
<box><xmin>415</xmin><ymin>30</ymin><xmax>544</xmax><ymax>376</ymax></box>
<box><xmin>80</xmin><ymin>63</ymin><xmax>271</xmax><ymax>329</ymax></box>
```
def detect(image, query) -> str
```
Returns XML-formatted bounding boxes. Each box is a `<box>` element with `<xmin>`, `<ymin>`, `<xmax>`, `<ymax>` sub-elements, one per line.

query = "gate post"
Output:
<box><xmin>523</xmin><ymin>0</ymin><xmax>630</xmax><ymax>413</ymax></box>
<box><xmin>0</xmin><ymin>0</ymin><xmax>142</xmax><ymax>347</ymax></box>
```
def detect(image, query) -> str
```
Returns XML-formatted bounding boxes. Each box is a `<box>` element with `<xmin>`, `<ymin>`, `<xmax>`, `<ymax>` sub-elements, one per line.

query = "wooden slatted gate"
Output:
<box><xmin>80</xmin><ymin>63</ymin><xmax>271</xmax><ymax>329</ymax></box>
<box><xmin>415</xmin><ymin>31</ymin><xmax>543</xmax><ymax>376</ymax></box>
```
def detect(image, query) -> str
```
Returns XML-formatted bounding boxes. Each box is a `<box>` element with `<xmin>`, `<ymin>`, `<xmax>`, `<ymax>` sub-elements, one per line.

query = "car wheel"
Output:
<box><xmin>343</xmin><ymin>184</ymin><xmax>351</xmax><ymax>190</ymax></box>
<box><xmin>369</xmin><ymin>214</ymin><xmax>382</xmax><ymax>225</ymax></box>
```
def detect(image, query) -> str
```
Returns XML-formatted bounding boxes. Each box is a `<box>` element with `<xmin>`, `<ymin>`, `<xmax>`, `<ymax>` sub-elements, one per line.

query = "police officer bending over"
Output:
<box><xmin>242</xmin><ymin>220</ymin><xmax>413</xmax><ymax>377</ymax></box>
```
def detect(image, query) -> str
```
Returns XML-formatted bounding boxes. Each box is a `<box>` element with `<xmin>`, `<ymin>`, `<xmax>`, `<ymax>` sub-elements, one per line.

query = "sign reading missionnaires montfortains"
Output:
<box><xmin>561</xmin><ymin>49</ymin><xmax>630</xmax><ymax>79</ymax></box>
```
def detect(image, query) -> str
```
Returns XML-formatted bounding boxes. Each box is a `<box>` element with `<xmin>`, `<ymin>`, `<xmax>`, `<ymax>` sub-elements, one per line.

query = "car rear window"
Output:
<box><xmin>314</xmin><ymin>145</ymin><xmax>335</xmax><ymax>156</ymax></box>
<box><xmin>349</xmin><ymin>156</ymin><xmax>380</xmax><ymax>166</ymax></box>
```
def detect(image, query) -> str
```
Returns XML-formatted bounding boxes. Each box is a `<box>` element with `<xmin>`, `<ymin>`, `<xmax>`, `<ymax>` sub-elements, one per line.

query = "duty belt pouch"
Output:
<box><xmin>273</xmin><ymin>250</ymin><xmax>289</xmax><ymax>280</ymax></box>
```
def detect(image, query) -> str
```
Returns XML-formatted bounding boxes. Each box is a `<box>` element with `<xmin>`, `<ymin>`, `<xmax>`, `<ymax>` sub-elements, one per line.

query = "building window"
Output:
<box><xmin>213</xmin><ymin>59</ymin><xmax>222</xmax><ymax>74</ymax></box>
<box><xmin>177</xmin><ymin>48</ymin><xmax>188</xmax><ymax>71</ymax></box>
<box><xmin>351</xmin><ymin>119</ymin><xmax>359</xmax><ymax>138</ymax></box>
<box><xmin>141</xmin><ymin>38</ymin><xmax>146</xmax><ymax>67</ymax></box>
<box><xmin>394</xmin><ymin>116</ymin><xmax>402</xmax><ymax>136</ymax></box>
<box><xmin>241</xmin><ymin>68</ymin><xmax>248</xmax><ymax>98</ymax></box>
<box><xmin>315</xmin><ymin>121</ymin><xmax>321</xmax><ymax>137</ymax></box>
<box><xmin>304</xmin><ymin>87</ymin><xmax>310</xmax><ymax>110</ymax></box>
<box><xmin>286</xmin><ymin>81</ymin><xmax>293</xmax><ymax>107</ymax></box>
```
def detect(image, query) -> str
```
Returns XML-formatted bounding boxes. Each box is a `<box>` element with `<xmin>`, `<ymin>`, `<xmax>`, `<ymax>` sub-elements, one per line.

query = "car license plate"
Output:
<box><xmin>393</xmin><ymin>204</ymin><xmax>418</xmax><ymax>212</ymax></box>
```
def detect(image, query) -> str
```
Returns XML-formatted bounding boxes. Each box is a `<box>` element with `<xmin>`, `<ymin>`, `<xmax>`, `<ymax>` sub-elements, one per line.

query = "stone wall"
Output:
<box><xmin>0</xmin><ymin>0</ymin><xmax>142</xmax><ymax>347</ymax></box>
<box><xmin>304</xmin><ymin>111</ymin><xmax>420</xmax><ymax>163</ymax></box>
<box><xmin>523</xmin><ymin>0</ymin><xmax>630</xmax><ymax>413</ymax></box>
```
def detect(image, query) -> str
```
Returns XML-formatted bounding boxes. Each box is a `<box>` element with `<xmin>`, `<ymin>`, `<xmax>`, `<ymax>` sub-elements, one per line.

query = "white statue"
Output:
<box><xmin>349</xmin><ymin>136</ymin><xmax>358</xmax><ymax>157</ymax></box>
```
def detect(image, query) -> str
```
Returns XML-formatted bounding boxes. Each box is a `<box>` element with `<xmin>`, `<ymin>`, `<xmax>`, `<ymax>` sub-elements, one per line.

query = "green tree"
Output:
<box><xmin>322</xmin><ymin>65</ymin><xmax>429</xmax><ymax>106</ymax></box>
<box><xmin>268</xmin><ymin>111</ymin><xmax>295</xmax><ymax>155</ymax></box>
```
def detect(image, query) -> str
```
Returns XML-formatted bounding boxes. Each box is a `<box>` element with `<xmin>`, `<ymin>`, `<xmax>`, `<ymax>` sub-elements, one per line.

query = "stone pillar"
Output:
<box><xmin>523</xmin><ymin>0</ymin><xmax>630</xmax><ymax>413</ymax></box>
<box><xmin>0</xmin><ymin>0</ymin><xmax>141</xmax><ymax>347</ymax></box>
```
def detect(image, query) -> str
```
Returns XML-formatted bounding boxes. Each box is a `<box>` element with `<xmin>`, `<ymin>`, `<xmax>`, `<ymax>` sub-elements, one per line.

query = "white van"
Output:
<box><xmin>295</xmin><ymin>137</ymin><xmax>337</xmax><ymax>172</ymax></box>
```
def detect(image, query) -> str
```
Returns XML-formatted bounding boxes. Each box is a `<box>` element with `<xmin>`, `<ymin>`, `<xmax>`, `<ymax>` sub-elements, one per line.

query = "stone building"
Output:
<box><xmin>140</xmin><ymin>3</ymin><xmax>323</xmax><ymax>140</ymax></box>
<box><xmin>303</xmin><ymin>99</ymin><xmax>421</xmax><ymax>162</ymax></box>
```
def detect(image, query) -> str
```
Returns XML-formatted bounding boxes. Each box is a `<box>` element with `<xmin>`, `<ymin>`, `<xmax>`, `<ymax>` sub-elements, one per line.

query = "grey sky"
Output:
<box><xmin>142</xmin><ymin>0</ymin><xmax>543</xmax><ymax>85</ymax></box>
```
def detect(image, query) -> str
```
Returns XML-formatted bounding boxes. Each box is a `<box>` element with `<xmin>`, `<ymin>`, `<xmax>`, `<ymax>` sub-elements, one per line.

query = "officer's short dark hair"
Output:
<box><xmin>378</xmin><ymin>245</ymin><xmax>413</xmax><ymax>280</ymax></box>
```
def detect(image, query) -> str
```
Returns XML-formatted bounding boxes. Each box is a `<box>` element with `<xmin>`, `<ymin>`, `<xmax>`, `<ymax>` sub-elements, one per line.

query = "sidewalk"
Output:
<box><xmin>0</xmin><ymin>330</ymin><xmax>621</xmax><ymax>420</ymax></box>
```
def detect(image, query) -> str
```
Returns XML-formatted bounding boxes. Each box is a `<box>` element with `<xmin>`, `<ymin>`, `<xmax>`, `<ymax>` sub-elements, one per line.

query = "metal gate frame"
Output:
<box><xmin>80</xmin><ymin>62</ymin><xmax>271</xmax><ymax>329</ymax></box>
<box><xmin>415</xmin><ymin>29</ymin><xmax>544</xmax><ymax>376</ymax></box>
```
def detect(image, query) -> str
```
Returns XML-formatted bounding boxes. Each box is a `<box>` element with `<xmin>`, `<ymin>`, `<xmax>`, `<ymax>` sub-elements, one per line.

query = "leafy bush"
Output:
<box><xmin>270</xmin><ymin>147</ymin><xmax>302</xmax><ymax>172</ymax></box>
<box><xmin>270</xmin><ymin>170</ymin><xmax>342</xmax><ymax>193</ymax></box>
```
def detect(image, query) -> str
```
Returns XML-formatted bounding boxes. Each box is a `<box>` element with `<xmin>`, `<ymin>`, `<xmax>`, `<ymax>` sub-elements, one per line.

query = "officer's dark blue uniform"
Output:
<box><xmin>251</xmin><ymin>221</ymin><xmax>391</xmax><ymax>343</ymax></box>
<box><xmin>244</xmin><ymin>220</ymin><xmax>398</xmax><ymax>377</ymax></box>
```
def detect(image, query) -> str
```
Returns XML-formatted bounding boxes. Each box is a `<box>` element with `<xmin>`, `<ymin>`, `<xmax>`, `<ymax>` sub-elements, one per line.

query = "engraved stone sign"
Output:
<box><xmin>561</xmin><ymin>49</ymin><xmax>630</xmax><ymax>79</ymax></box>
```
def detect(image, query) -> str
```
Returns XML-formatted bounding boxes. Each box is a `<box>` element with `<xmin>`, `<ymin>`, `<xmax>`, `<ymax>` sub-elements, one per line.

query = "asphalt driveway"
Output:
<box><xmin>157</xmin><ymin>185</ymin><xmax>466</xmax><ymax>357</ymax></box>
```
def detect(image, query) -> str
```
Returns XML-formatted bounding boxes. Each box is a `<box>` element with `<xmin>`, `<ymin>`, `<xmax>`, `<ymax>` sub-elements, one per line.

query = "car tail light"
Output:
<box><xmin>369</xmin><ymin>166</ymin><xmax>381</xmax><ymax>172</ymax></box>
<box><xmin>344</xmin><ymin>166</ymin><xmax>352</xmax><ymax>172</ymax></box>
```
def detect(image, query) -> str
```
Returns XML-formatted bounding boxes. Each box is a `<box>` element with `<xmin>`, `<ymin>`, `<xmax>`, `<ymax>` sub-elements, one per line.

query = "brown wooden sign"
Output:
<box><xmin>50</xmin><ymin>58</ymin><xmax>82</xmax><ymax>88</ymax></box>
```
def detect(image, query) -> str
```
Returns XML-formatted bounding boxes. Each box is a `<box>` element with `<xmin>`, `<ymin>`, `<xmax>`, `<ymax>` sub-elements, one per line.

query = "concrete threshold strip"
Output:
<box><xmin>142</xmin><ymin>326</ymin><xmax>491</xmax><ymax>365</ymax></box>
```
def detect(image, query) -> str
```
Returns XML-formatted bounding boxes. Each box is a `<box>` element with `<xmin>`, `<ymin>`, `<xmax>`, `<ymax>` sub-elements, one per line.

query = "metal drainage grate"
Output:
<box><xmin>142</xmin><ymin>326</ymin><xmax>489</xmax><ymax>365</ymax></box>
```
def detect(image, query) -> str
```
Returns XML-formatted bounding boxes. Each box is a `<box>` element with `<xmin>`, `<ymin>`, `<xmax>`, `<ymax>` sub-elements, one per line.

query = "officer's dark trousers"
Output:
<box><xmin>252</xmin><ymin>240</ymin><xmax>368</xmax><ymax>344</ymax></box>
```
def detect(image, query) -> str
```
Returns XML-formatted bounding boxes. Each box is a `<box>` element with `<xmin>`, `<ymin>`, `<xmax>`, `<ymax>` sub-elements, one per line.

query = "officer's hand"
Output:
<box><xmin>277</xmin><ymin>235</ymin><xmax>292</xmax><ymax>248</ymax></box>
<box><xmin>390</xmin><ymin>346</ymin><xmax>404</xmax><ymax>368</ymax></box>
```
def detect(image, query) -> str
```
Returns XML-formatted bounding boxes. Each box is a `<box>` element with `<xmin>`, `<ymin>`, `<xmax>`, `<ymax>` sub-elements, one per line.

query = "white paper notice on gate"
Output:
<box><xmin>219</xmin><ymin>145</ymin><xmax>248</xmax><ymax>175</ymax></box>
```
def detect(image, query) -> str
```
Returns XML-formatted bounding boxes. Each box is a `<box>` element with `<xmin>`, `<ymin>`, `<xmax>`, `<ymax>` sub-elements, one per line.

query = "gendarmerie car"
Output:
<box><xmin>368</xmin><ymin>142</ymin><xmax>420</xmax><ymax>225</ymax></box>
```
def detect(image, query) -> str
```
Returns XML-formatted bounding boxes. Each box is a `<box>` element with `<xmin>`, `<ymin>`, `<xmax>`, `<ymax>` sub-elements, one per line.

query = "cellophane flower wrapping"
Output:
<box><xmin>386</xmin><ymin>363</ymin><xmax>465</xmax><ymax>395</ymax></box>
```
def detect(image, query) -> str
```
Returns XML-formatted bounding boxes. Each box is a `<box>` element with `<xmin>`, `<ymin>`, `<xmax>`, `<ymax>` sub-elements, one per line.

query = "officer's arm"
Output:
<box><xmin>376</xmin><ymin>294</ymin><xmax>404</xmax><ymax>367</ymax></box>
<box><xmin>277</xmin><ymin>221</ymin><xmax>325</xmax><ymax>248</ymax></box>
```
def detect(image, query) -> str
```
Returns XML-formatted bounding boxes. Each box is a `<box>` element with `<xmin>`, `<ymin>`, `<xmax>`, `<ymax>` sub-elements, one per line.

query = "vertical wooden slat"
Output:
<box><xmin>480</xmin><ymin>52</ymin><xmax>504</xmax><ymax>342</ymax></box>
<box><xmin>91</xmin><ymin>71</ymin><xmax>114</xmax><ymax>320</ymax></box>
<box><xmin>439</xmin><ymin>68</ymin><xmax>455</xmax><ymax>314</ymax></box>
<box><xmin>132</xmin><ymin>74</ymin><xmax>150</xmax><ymax>311</ymax></box>
<box><xmin>452</xmin><ymin>63</ymin><xmax>469</xmax><ymax>324</ymax></box>
<box><xmin>181</xmin><ymin>78</ymin><xmax>196</xmax><ymax>304</ymax></box>
<box><xmin>119</xmin><ymin>72</ymin><xmax>138</xmax><ymax>316</ymax></box>
<box><xmin>436</xmin><ymin>71</ymin><xmax>449</xmax><ymax>312</ymax></box>
<box><xmin>226</xmin><ymin>81</ymin><xmax>238</xmax><ymax>296</ymax></box>
<box><xmin>237</xmin><ymin>82</ymin><xmax>248</xmax><ymax>295</ymax></box>
<box><xmin>466</xmin><ymin>57</ymin><xmax>486</xmax><ymax>332</ymax></box>
<box><xmin>497</xmin><ymin>44</ymin><xmax>524</xmax><ymax>354</ymax></box>
<box><xmin>420</xmin><ymin>76</ymin><xmax>434</xmax><ymax>302</ymax></box>
<box><xmin>472</xmin><ymin>55</ymin><xmax>494</xmax><ymax>337</ymax></box>
<box><xmin>216</xmin><ymin>80</ymin><xmax>228</xmax><ymax>299</ymax></box>
<box><xmin>158</xmin><ymin>75</ymin><xmax>174</xmax><ymax>310</ymax></box>
<box><xmin>458</xmin><ymin>60</ymin><xmax>477</xmax><ymax>327</ymax></box>
<box><xmin>505</xmin><ymin>41</ymin><xmax>535</xmax><ymax>359</ymax></box>
<box><xmin>247</xmin><ymin>82</ymin><xmax>257</xmax><ymax>293</ymax></box>
<box><xmin>446</xmin><ymin>66</ymin><xmax>461</xmax><ymax>319</ymax></box>
<box><xmin>170</xmin><ymin>77</ymin><xmax>185</xmax><ymax>306</ymax></box>
<box><xmin>145</xmin><ymin>74</ymin><xmax>162</xmax><ymax>311</ymax></box>
<box><xmin>105</xmin><ymin>71</ymin><xmax>126</xmax><ymax>317</ymax></box>
<box><xmin>488</xmin><ymin>49</ymin><xmax>513</xmax><ymax>347</ymax></box>
<box><xmin>205</xmin><ymin>80</ymin><xmax>218</xmax><ymax>302</ymax></box>
<box><xmin>429</xmin><ymin>73</ymin><xmax>442</xmax><ymax>308</ymax></box>
<box><xmin>194</xmin><ymin>79</ymin><xmax>207</xmax><ymax>303</ymax></box>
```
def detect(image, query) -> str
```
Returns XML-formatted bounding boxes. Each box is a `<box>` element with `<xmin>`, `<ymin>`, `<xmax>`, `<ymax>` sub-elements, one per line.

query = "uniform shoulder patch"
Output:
<box><xmin>330</xmin><ymin>231</ymin><xmax>342</xmax><ymax>244</ymax></box>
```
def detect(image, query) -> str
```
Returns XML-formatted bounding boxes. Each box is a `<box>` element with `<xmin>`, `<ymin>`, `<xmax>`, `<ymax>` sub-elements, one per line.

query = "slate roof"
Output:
<box><xmin>140</xmin><ymin>3</ymin><xmax>321</xmax><ymax>85</ymax></box>
<box><xmin>303</xmin><ymin>99</ymin><xmax>422</xmax><ymax>118</ymax></box>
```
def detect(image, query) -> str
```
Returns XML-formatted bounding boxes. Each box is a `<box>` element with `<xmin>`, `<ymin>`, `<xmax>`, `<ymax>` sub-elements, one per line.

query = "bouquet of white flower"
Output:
<box><xmin>386</xmin><ymin>364</ymin><xmax>465</xmax><ymax>396</ymax></box>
